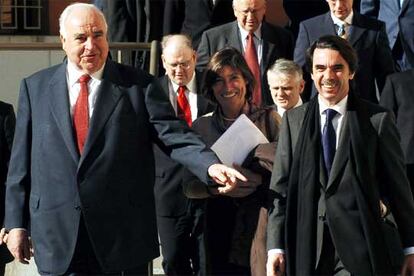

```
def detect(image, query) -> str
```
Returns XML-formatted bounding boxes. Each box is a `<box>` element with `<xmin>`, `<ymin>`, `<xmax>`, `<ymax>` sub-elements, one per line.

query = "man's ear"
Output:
<box><xmin>60</xmin><ymin>35</ymin><xmax>66</xmax><ymax>51</ymax></box>
<box><xmin>299</xmin><ymin>79</ymin><xmax>305</xmax><ymax>94</ymax></box>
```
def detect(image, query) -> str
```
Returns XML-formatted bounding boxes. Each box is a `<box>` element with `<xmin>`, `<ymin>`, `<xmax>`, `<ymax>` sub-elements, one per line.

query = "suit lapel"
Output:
<box><xmin>261</xmin><ymin>23</ymin><xmax>276</xmax><ymax>71</ymax></box>
<box><xmin>48</xmin><ymin>62</ymin><xmax>79</xmax><ymax>163</ymax></box>
<box><xmin>322</xmin><ymin>13</ymin><xmax>337</xmax><ymax>36</ymax></box>
<box><xmin>401</xmin><ymin>0</ymin><xmax>410</xmax><ymax>14</ymax></box>
<box><xmin>348</xmin><ymin>13</ymin><xmax>366</xmax><ymax>46</ymax></box>
<box><xmin>326</xmin><ymin>113</ymin><xmax>350</xmax><ymax>191</ymax></box>
<box><xmin>80</xmin><ymin>62</ymin><xmax>123</xmax><ymax>164</ymax></box>
<box><xmin>230</xmin><ymin>22</ymin><xmax>243</xmax><ymax>53</ymax></box>
<box><xmin>194</xmin><ymin>71</ymin><xmax>211</xmax><ymax>116</ymax></box>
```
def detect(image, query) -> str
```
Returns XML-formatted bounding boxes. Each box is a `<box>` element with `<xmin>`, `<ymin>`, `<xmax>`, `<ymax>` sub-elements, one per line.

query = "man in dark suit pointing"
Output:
<box><xmin>267</xmin><ymin>35</ymin><xmax>414</xmax><ymax>276</ymax></box>
<box><xmin>2</xmin><ymin>3</ymin><xmax>245</xmax><ymax>275</ymax></box>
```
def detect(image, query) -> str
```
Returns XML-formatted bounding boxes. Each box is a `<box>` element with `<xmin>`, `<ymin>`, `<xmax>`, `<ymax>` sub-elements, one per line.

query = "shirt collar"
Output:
<box><xmin>330</xmin><ymin>11</ymin><xmax>353</xmax><ymax>26</ymax></box>
<box><xmin>277</xmin><ymin>97</ymin><xmax>303</xmax><ymax>116</ymax></box>
<box><xmin>170</xmin><ymin>72</ymin><xmax>197</xmax><ymax>94</ymax></box>
<box><xmin>238</xmin><ymin>23</ymin><xmax>262</xmax><ymax>40</ymax></box>
<box><xmin>67</xmin><ymin>60</ymin><xmax>105</xmax><ymax>87</ymax></box>
<box><xmin>318</xmin><ymin>94</ymin><xmax>348</xmax><ymax>116</ymax></box>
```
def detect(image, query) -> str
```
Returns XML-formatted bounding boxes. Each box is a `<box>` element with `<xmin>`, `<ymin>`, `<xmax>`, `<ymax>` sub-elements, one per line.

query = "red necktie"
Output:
<box><xmin>244</xmin><ymin>33</ymin><xmax>262</xmax><ymax>106</ymax></box>
<box><xmin>73</xmin><ymin>74</ymin><xmax>91</xmax><ymax>154</ymax></box>
<box><xmin>177</xmin><ymin>86</ymin><xmax>192</xmax><ymax>127</ymax></box>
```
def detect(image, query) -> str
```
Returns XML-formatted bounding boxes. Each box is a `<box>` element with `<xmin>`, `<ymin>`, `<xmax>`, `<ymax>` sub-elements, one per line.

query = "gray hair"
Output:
<box><xmin>267</xmin><ymin>58</ymin><xmax>303</xmax><ymax>82</ymax></box>
<box><xmin>161</xmin><ymin>34</ymin><xmax>193</xmax><ymax>53</ymax></box>
<box><xmin>59</xmin><ymin>3</ymin><xmax>107</xmax><ymax>38</ymax></box>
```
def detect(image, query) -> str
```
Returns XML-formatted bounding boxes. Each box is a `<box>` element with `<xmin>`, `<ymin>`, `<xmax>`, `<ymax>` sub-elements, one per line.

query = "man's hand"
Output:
<box><xmin>6</xmin><ymin>229</ymin><xmax>31</xmax><ymax>264</ymax></box>
<box><xmin>401</xmin><ymin>254</ymin><xmax>414</xmax><ymax>276</ymax></box>
<box><xmin>0</xmin><ymin>228</ymin><xmax>8</xmax><ymax>245</ymax></box>
<box><xmin>267</xmin><ymin>252</ymin><xmax>285</xmax><ymax>276</ymax></box>
<box><xmin>220</xmin><ymin>165</ymin><xmax>262</xmax><ymax>197</ymax></box>
<box><xmin>207</xmin><ymin>164</ymin><xmax>247</xmax><ymax>193</ymax></box>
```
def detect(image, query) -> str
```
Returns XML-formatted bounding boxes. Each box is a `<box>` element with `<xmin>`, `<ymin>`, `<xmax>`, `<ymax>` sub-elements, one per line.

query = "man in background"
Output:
<box><xmin>380</xmin><ymin>69</ymin><xmax>414</xmax><ymax>198</ymax></box>
<box><xmin>0</xmin><ymin>101</ymin><xmax>14</xmax><ymax>275</ymax></box>
<box><xmin>151</xmin><ymin>34</ymin><xmax>215</xmax><ymax>275</ymax></box>
<box><xmin>361</xmin><ymin>0</ymin><xmax>414</xmax><ymax>71</ymax></box>
<box><xmin>267</xmin><ymin>58</ymin><xmax>304</xmax><ymax>117</ymax></box>
<box><xmin>294</xmin><ymin>0</ymin><xmax>394</xmax><ymax>102</ymax></box>
<box><xmin>197</xmin><ymin>0</ymin><xmax>294</xmax><ymax>106</ymax></box>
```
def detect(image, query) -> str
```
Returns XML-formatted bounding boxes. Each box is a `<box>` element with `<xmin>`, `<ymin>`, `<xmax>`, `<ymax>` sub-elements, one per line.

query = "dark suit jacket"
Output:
<box><xmin>360</xmin><ymin>0</ymin><xmax>414</xmax><ymax>70</ymax></box>
<box><xmin>4</xmin><ymin>59</ymin><xmax>219</xmax><ymax>274</ymax></box>
<box><xmin>196</xmin><ymin>21</ymin><xmax>294</xmax><ymax>106</ymax></box>
<box><xmin>181</xmin><ymin>0</ymin><xmax>235</xmax><ymax>48</ymax></box>
<box><xmin>0</xmin><ymin>101</ymin><xmax>14</xmax><ymax>224</ymax></box>
<box><xmin>103</xmin><ymin>0</ymin><xmax>165</xmax><ymax>69</ymax></box>
<box><xmin>380</xmin><ymin>69</ymin><xmax>414</xmax><ymax>177</ymax></box>
<box><xmin>294</xmin><ymin>11</ymin><xmax>395</xmax><ymax>103</ymax></box>
<box><xmin>267</xmin><ymin>96</ymin><xmax>414</xmax><ymax>274</ymax></box>
<box><xmin>152</xmin><ymin>72</ymin><xmax>215</xmax><ymax>217</ymax></box>
<box><xmin>283</xmin><ymin>0</ymin><xmax>329</xmax><ymax>38</ymax></box>
<box><xmin>0</xmin><ymin>101</ymin><xmax>14</xmax><ymax>265</ymax></box>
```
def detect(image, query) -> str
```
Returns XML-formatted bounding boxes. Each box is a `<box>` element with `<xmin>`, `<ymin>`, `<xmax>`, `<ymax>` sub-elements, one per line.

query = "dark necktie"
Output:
<box><xmin>336</xmin><ymin>23</ymin><xmax>347</xmax><ymax>39</ymax></box>
<box><xmin>73</xmin><ymin>74</ymin><xmax>91</xmax><ymax>154</ymax></box>
<box><xmin>177</xmin><ymin>86</ymin><xmax>192</xmax><ymax>127</ymax></box>
<box><xmin>322</xmin><ymin>109</ymin><xmax>338</xmax><ymax>176</ymax></box>
<box><xmin>244</xmin><ymin>33</ymin><xmax>262</xmax><ymax>106</ymax></box>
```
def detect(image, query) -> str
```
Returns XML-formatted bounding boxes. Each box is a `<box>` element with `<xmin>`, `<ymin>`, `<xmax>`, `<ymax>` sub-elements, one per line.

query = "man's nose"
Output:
<box><xmin>84</xmin><ymin>37</ymin><xmax>94</xmax><ymax>50</ymax></box>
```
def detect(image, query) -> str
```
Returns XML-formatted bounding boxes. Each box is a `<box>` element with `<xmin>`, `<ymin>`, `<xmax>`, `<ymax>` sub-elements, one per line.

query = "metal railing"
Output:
<box><xmin>0</xmin><ymin>40</ymin><xmax>160</xmax><ymax>76</ymax></box>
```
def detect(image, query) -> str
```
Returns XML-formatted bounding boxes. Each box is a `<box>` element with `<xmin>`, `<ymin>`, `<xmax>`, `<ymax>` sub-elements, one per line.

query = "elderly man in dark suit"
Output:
<box><xmin>267</xmin><ymin>35</ymin><xmax>414</xmax><ymax>276</ymax></box>
<box><xmin>151</xmin><ymin>34</ymin><xmax>215</xmax><ymax>275</ymax></box>
<box><xmin>294</xmin><ymin>0</ymin><xmax>395</xmax><ymax>103</ymax></box>
<box><xmin>196</xmin><ymin>0</ymin><xmax>294</xmax><ymax>107</ymax></box>
<box><xmin>361</xmin><ymin>0</ymin><xmax>414</xmax><ymax>71</ymax></box>
<box><xmin>380</xmin><ymin>69</ymin><xmax>414</xmax><ymax>198</ymax></box>
<box><xmin>0</xmin><ymin>101</ymin><xmax>14</xmax><ymax>275</ymax></box>
<box><xmin>2</xmin><ymin>3</ymin><xmax>245</xmax><ymax>275</ymax></box>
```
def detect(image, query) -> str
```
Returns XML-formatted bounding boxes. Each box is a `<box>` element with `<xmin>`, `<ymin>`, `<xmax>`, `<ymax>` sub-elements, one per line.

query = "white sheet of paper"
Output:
<box><xmin>211</xmin><ymin>114</ymin><xmax>269</xmax><ymax>167</ymax></box>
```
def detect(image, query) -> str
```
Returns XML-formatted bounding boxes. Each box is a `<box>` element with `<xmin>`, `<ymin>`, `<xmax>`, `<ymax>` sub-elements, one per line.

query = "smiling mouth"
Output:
<box><xmin>221</xmin><ymin>91</ymin><xmax>238</xmax><ymax>98</ymax></box>
<box><xmin>322</xmin><ymin>80</ymin><xmax>337</xmax><ymax>89</ymax></box>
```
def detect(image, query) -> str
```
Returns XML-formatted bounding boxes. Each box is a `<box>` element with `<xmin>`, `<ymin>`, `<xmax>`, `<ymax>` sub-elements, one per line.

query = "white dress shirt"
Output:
<box><xmin>66</xmin><ymin>61</ymin><xmax>105</xmax><ymax>119</ymax></box>
<box><xmin>276</xmin><ymin>98</ymin><xmax>303</xmax><ymax>118</ymax></box>
<box><xmin>331</xmin><ymin>11</ymin><xmax>353</xmax><ymax>38</ymax></box>
<box><xmin>269</xmin><ymin>94</ymin><xmax>414</xmax><ymax>256</ymax></box>
<box><xmin>238</xmin><ymin>23</ymin><xmax>263</xmax><ymax>66</ymax></box>
<box><xmin>318</xmin><ymin>95</ymin><xmax>347</xmax><ymax>148</ymax></box>
<box><xmin>169</xmin><ymin>73</ymin><xmax>199</xmax><ymax>122</ymax></box>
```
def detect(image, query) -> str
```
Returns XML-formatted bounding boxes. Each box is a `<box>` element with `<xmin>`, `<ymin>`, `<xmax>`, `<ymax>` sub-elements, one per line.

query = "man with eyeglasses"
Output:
<box><xmin>294</xmin><ymin>0</ymin><xmax>395</xmax><ymax>103</ymax></box>
<box><xmin>148</xmin><ymin>34</ymin><xmax>215</xmax><ymax>275</ymax></box>
<box><xmin>196</xmin><ymin>0</ymin><xmax>293</xmax><ymax>107</ymax></box>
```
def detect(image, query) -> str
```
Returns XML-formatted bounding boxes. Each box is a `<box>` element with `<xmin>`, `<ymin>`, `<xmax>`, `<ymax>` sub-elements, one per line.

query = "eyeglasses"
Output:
<box><xmin>165</xmin><ymin>61</ymin><xmax>192</xmax><ymax>70</ymax></box>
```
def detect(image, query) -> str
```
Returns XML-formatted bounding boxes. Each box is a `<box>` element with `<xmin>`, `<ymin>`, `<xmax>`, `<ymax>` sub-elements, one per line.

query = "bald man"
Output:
<box><xmin>2</xmin><ymin>4</ymin><xmax>244</xmax><ymax>275</ymax></box>
<box><xmin>152</xmin><ymin>34</ymin><xmax>215</xmax><ymax>275</ymax></box>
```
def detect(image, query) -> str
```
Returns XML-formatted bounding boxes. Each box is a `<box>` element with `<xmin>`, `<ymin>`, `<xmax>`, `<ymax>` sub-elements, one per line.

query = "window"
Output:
<box><xmin>0</xmin><ymin>0</ymin><xmax>47</xmax><ymax>34</ymax></box>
